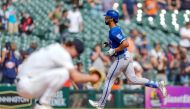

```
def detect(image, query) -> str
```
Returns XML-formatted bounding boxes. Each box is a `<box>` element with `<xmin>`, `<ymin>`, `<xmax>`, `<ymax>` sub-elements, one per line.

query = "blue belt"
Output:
<box><xmin>113</xmin><ymin>53</ymin><xmax>126</xmax><ymax>60</ymax></box>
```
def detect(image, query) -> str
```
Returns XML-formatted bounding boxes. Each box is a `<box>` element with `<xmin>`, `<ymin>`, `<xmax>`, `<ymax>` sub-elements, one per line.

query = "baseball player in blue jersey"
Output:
<box><xmin>88</xmin><ymin>10</ymin><xmax>167</xmax><ymax>109</ymax></box>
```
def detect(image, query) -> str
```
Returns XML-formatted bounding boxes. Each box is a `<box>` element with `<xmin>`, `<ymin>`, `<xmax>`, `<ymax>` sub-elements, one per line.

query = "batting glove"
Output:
<box><xmin>107</xmin><ymin>48</ymin><xmax>115</xmax><ymax>56</ymax></box>
<box><xmin>103</xmin><ymin>42</ymin><xmax>109</xmax><ymax>48</ymax></box>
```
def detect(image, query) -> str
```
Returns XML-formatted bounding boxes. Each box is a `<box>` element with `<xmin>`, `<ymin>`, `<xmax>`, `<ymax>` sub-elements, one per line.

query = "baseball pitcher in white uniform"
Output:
<box><xmin>16</xmin><ymin>38</ymin><xmax>99</xmax><ymax>109</ymax></box>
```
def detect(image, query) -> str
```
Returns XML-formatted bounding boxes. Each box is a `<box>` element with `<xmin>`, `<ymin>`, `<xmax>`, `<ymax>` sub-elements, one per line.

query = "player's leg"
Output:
<box><xmin>35</xmin><ymin>68</ymin><xmax>69</xmax><ymax>105</ymax></box>
<box><xmin>89</xmin><ymin>57</ymin><xmax>122</xmax><ymax>108</ymax></box>
<box><xmin>124</xmin><ymin>60</ymin><xmax>167</xmax><ymax>97</ymax></box>
<box><xmin>16</xmin><ymin>68</ymin><xmax>69</xmax><ymax>108</ymax></box>
<box><xmin>124</xmin><ymin>62</ymin><xmax>154</xmax><ymax>86</ymax></box>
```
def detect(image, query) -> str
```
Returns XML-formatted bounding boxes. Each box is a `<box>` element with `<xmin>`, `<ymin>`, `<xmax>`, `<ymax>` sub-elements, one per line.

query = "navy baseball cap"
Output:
<box><xmin>62</xmin><ymin>37</ymin><xmax>84</xmax><ymax>55</ymax></box>
<box><xmin>72</xmin><ymin>38</ymin><xmax>84</xmax><ymax>55</ymax></box>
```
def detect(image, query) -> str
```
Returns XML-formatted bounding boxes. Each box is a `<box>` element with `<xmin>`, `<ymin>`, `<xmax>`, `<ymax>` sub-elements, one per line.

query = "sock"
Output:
<box><xmin>145</xmin><ymin>80</ymin><xmax>158</xmax><ymax>88</ymax></box>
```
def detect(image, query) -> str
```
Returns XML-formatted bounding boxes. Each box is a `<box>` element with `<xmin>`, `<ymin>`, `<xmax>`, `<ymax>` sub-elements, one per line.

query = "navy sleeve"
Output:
<box><xmin>111</xmin><ymin>28</ymin><xmax>126</xmax><ymax>44</ymax></box>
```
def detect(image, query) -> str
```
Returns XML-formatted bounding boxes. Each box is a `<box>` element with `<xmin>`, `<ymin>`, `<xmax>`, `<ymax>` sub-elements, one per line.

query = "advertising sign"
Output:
<box><xmin>145</xmin><ymin>86</ymin><xmax>190</xmax><ymax>108</ymax></box>
<box><xmin>0</xmin><ymin>91</ymin><xmax>32</xmax><ymax>108</ymax></box>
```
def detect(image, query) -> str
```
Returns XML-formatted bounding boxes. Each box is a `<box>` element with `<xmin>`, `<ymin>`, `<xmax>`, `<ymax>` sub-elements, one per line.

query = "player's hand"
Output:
<box><xmin>90</xmin><ymin>73</ymin><xmax>100</xmax><ymax>83</ymax></box>
<box><xmin>107</xmin><ymin>48</ymin><xmax>115</xmax><ymax>56</ymax></box>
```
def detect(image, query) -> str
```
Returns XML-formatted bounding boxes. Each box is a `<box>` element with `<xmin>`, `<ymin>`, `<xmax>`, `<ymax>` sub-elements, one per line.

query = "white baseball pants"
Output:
<box><xmin>16</xmin><ymin>68</ymin><xmax>69</xmax><ymax>105</ymax></box>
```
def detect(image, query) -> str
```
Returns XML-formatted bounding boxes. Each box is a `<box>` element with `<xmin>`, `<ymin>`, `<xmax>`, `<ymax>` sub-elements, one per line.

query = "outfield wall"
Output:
<box><xmin>1</xmin><ymin>85</ymin><xmax>190</xmax><ymax>108</ymax></box>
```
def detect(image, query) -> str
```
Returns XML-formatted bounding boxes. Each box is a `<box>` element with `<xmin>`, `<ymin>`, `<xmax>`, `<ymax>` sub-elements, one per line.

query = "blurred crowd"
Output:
<box><xmin>83</xmin><ymin>0</ymin><xmax>190</xmax><ymax>22</ymax></box>
<box><xmin>0</xmin><ymin>0</ymin><xmax>190</xmax><ymax>90</ymax></box>
<box><xmin>48</xmin><ymin>4</ymin><xmax>84</xmax><ymax>35</ymax></box>
<box><xmin>1</xmin><ymin>0</ymin><xmax>190</xmax><ymax>34</ymax></box>
<box><xmin>0</xmin><ymin>41</ymin><xmax>38</xmax><ymax>84</ymax></box>
<box><xmin>0</xmin><ymin>0</ymin><xmax>35</xmax><ymax>35</ymax></box>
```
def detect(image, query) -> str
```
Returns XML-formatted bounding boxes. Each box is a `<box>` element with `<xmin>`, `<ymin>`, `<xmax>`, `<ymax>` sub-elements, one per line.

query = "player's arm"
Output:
<box><xmin>114</xmin><ymin>39</ymin><xmax>129</xmax><ymax>53</ymax></box>
<box><xmin>107</xmin><ymin>30</ymin><xmax>129</xmax><ymax>55</ymax></box>
<box><xmin>69</xmin><ymin>68</ymin><xmax>99</xmax><ymax>83</ymax></box>
<box><xmin>107</xmin><ymin>39</ymin><xmax>129</xmax><ymax>56</ymax></box>
<box><xmin>54</xmin><ymin>53</ymin><xmax>99</xmax><ymax>83</ymax></box>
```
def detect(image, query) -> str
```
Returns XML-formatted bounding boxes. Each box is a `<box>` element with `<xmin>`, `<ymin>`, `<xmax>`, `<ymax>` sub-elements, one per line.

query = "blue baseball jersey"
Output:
<box><xmin>108</xmin><ymin>26</ymin><xmax>127</xmax><ymax>56</ymax></box>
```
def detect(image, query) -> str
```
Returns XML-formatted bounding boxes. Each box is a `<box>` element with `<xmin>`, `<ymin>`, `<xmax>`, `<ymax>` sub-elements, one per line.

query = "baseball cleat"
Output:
<box><xmin>158</xmin><ymin>80</ymin><xmax>167</xmax><ymax>98</ymax></box>
<box><xmin>88</xmin><ymin>99</ymin><xmax>104</xmax><ymax>109</ymax></box>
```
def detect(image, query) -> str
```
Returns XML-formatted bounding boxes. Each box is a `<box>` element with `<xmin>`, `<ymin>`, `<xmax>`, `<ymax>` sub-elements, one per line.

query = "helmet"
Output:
<box><xmin>104</xmin><ymin>10</ymin><xmax>119</xmax><ymax>23</ymax></box>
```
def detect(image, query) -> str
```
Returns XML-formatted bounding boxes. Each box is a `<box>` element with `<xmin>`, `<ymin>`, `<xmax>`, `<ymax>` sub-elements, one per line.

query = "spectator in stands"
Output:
<box><xmin>150</xmin><ymin>42</ymin><xmax>165</xmax><ymax>62</ymax></box>
<box><xmin>19</xmin><ymin>49</ymin><xmax>29</xmax><ymax>63</ymax></box>
<box><xmin>178</xmin><ymin>41</ymin><xmax>190</xmax><ymax>86</ymax></box>
<box><xmin>6</xmin><ymin>0</ymin><xmax>12</xmax><ymax>7</ymax></box>
<box><xmin>180</xmin><ymin>0</ymin><xmax>190</xmax><ymax>10</ymax></box>
<box><xmin>165</xmin><ymin>42</ymin><xmax>178</xmax><ymax>65</ymax></box>
<box><xmin>179</xmin><ymin>39</ymin><xmax>190</xmax><ymax>50</ymax></box>
<box><xmin>127</xmin><ymin>29</ymin><xmax>139</xmax><ymax>54</ymax></box>
<box><xmin>87</xmin><ymin>0</ymin><xmax>102</xmax><ymax>16</ymax></box>
<box><xmin>0</xmin><ymin>4</ymin><xmax>8</xmax><ymax>31</ymax></box>
<box><xmin>156</xmin><ymin>54</ymin><xmax>167</xmax><ymax>83</ymax></box>
<box><xmin>135</xmin><ymin>32</ymin><xmax>150</xmax><ymax>51</ymax></box>
<box><xmin>179</xmin><ymin>50</ymin><xmax>190</xmax><ymax>86</ymax></box>
<box><xmin>165</xmin><ymin>43</ymin><xmax>174</xmax><ymax>79</ymax></box>
<box><xmin>150</xmin><ymin>43</ymin><xmax>163</xmax><ymax>66</ymax></box>
<box><xmin>180</xmin><ymin>22</ymin><xmax>190</xmax><ymax>41</ymax></box>
<box><xmin>1</xmin><ymin>42</ymin><xmax>20</xmax><ymax>61</ymax></box>
<box><xmin>26</xmin><ymin>42</ymin><xmax>38</xmax><ymax>55</ymax></box>
<box><xmin>140</xmin><ymin>48</ymin><xmax>157</xmax><ymax>81</ymax></box>
<box><xmin>102</xmin><ymin>0</ymin><xmax>113</xmax><ymax>12</ymax></box>
<box><xmin>67</xmin><ymin>5</ymin><xmax>83</xmax><ymax>33</ymax></box>
<box><xmin>76</xmin><ymin>61</ymin><xmax>84</xmax><ymax>74</ymax></box>
<box><xmin>179</xmin><ymin>22</ymin><xmax>190</xmax><ymax>51</ymax></box>
<box><xmin>1</xmin><ymin>42</ymin><xmax>20</xmax><ymax>84</ymax></box>
<box><xmin>122</xmin><ymin>0</ymin><xmax>137</xmax><ymax>22</ymax></box>
<box><xmin>59</xmin><ymin>10</ymin><xmax>70</xmax><ymax>36</ymax></box>
<box><xmin>90</xmin><ymin>44</ymin><xmax>110</xmax><ymax>74</ymax></box>
<box><xmin>48</xmin><ymin>4</ymin><xmax>62</xmax><ymax>25</ymax></box>
<box><xmin>112</xmin><ymin>77</ymin><xmax>123</xmax><ymax>91</ymax></box>
<box><xmin>48</xmin><ymin>4</ymin><xmax>62</xmax><ymax>33</ymax></box>
<box><xmin>158</xmin><ymin>0</ymin><xmax>167</xmax><ymax>9</ymax></box>
<box><xmin>19</xmin><ymin>12</ymin><xmax>34</xmax><ymax>35</ymax></box>
<box><xmin>168</xmin><ymin>44</ymin><xmax>181</xmax><ymax>84</ymax></box>
<box><xmin>150</xmin><ymin>42</ymin><xmax>167</xmax><ymax>82</ymax></box>
<box><xmin>71</xmin><ymin>0</ymin><xmax>79</xmax><ymax>7</ymax></box>
<box><xmin>6</xmin><ymin>5</ymin><xmax>18</xmax><ymax>34</ymax></box>
<box><xmin>143</xmin><ymin>0</ymin><xmax>159</xmax><ymax>17</ymax></box>
<box><xmin>167</xmin><ymin>0</ymin><xmax>180</xmax><ymax>11</ymax></box>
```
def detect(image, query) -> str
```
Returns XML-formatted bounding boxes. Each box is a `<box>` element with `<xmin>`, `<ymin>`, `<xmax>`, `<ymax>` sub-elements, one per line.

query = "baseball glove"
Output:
<box><xmin>89</xmin><ymin>67</ymin><xmax>105</xmax><ymax>90</ymax></box>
